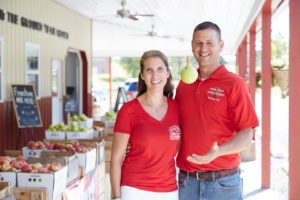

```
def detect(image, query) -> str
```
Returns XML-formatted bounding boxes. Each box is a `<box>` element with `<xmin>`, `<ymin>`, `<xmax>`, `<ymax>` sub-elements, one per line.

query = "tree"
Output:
<box><xmin>120</xmin><ymin>57</ymin><xmax>140</xmax><ymax>77</ymax></box>
<box><xmin>271</xmin><ymin>33</ymin><xmax>288</xmax><ymax>69</ymax></box>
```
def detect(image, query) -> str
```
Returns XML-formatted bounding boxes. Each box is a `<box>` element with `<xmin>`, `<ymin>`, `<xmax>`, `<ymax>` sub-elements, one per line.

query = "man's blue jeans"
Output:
<box><xmin>178</xmin><ymin>170</ymin><xmax>243</xmax><ymax>200</ymax></box>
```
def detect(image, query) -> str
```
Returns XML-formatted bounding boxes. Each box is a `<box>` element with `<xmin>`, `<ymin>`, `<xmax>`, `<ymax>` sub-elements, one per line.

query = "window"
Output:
<box><xmin>0</xmin><ymin>37</ymin><xmax>3</xmax><ymax>101</ymax></box>
<box><xmin>25</xmin><ymin>43</ymin><xmax>40</xmax><ymax>97</ymax></box>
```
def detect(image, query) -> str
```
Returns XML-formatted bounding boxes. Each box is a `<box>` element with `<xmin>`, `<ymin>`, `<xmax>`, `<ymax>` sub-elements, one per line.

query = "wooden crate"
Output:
<box><xmin>0</xmin><ymin>182</ymin><xmax>13</xmax><ymax>199</ymax></box>
<box><xmin>13</xmin><ymin>187</ymin><xmax>48</xmax><ymax>200</ymax></box>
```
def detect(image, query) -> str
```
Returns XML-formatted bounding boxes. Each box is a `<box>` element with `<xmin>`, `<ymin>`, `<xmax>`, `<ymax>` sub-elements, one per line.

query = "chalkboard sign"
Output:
<box><xmin>11</xmin><ymin>84</ymin><xmax>43</xmax><ymax>128</ymax></box>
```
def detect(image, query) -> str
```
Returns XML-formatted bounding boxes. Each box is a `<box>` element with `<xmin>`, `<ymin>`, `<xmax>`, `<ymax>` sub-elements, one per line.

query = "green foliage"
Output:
<box><xmin>271</xmin><ymin>33</ymin><xmax>288</xmax><ymax>68</ymax></box>
<box><xmin>120</xmin><ymin>57</ymin><xmax>140</xmax><ymax>77</ymax></box>
<box><xmin>220</xmin><ymin>56</ymin><xmax>227</xmax><ymax>64</ymax></box>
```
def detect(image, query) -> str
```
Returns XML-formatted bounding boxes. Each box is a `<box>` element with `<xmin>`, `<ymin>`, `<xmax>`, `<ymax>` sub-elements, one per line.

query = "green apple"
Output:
<box><xmin>71</xmin><ymin>115</ymin><xmax>79</xmax><ymax>121</ymax></box>
<box><xmin>180</xmin><ymin>65</ymin><xmax>198</xmax><ymax>84</ymax></box>
<box><xmin>105</xmin><ymin>112</ymin><xmax>117</xmax><ymax>121</ymax></box>
<box><xmin>79</xmin><ymin>114</ymin><xmax>88</xmax><ymax>121</ymax></box>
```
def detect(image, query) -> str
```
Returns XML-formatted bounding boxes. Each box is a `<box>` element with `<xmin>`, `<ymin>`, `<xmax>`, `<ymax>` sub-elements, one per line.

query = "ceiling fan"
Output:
<box><xmin>140</xmin><ymin>24</ymin><xmax>171</xmax><ymax>38</ymax></box>
<box><xmin>133</xmin><ymin>25</ymin><xmax>189</xmax><ymax>42</ymax></box>
<box><xmin>116</xmin><ymin>0</ymin><xmax>154</xmax><ymax>20</ymax></box>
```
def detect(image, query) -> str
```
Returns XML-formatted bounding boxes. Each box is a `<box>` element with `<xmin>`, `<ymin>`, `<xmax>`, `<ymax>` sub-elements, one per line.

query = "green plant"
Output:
<box><xmin>271</xmin><ymin>33</ymin><xmax>288</xmax><ymax>69</ymax></box>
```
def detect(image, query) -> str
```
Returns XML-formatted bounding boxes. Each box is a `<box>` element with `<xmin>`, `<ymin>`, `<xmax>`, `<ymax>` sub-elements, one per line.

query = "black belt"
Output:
<box><xmin>180</xmin><ymin>167</ymin><xmax>239</xmax><ymax>180</ymax></box>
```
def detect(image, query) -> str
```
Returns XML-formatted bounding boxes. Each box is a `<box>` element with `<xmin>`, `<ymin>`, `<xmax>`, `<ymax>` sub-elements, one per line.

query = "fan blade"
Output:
<box><xmin>134</xmin><ymin>13</ymin><xmax>154</xmax><ymax>17</ymax></box>
<box><xmin>161</xmin><ymin>35</ymin><xmax>171</xmax><ymax>39</ymax></box>
<box><xmin>128</xmin><ymin>15</ymin><xmax>139</xmax><ymax>20</ymax></box>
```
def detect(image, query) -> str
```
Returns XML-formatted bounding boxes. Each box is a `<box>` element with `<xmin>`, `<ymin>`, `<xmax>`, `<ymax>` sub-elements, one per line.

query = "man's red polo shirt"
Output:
<box><xmin>176</xmin><ymin>65</ymin><xmax>259</xmax><ymax>171</ymax></box>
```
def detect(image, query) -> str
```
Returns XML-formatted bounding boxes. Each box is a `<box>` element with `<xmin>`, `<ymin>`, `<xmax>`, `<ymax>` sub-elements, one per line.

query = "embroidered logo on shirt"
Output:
<box><xmin>169</xmin><ymin>125</ymin><xmax>181</xmax><ymax>140</ymax></box>
<box><xmin>207</xmin><ymin>87</ymin><xmax>224</xmax><ymax>101</ymax></box>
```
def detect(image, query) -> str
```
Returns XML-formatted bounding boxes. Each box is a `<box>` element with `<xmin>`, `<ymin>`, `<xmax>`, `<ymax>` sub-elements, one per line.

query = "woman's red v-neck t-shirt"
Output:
<box><xmin>114</xmin><ymin>98</ymin><xmax>181</xmax><ymax>192</ymax></box>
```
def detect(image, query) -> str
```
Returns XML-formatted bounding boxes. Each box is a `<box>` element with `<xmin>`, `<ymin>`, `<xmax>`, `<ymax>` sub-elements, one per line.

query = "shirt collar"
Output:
<box><xmin>197</xmin><ymin>64</ymin><xmax>227</xmax><ymax>80</ymax></box>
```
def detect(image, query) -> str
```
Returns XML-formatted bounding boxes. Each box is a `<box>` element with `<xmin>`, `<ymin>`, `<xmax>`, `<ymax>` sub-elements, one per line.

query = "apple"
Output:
<box><xmin>36</xmin><ymin>141</ymin><xmax>46</xmax><ymax>149</ymax></box>
<box><xmin>21</xmin><ymin>164</ymin><xmax>32</xmax><ymax>172</ymax></box>
<box><xmin>16</xmin><ymin>155</ymin><xmax>26</xmax><ymax>163</ymax></box>
<box><xmin>38</xmin><ymin>166</ymin><xmax>50</xmax><ymax>173</ymax></box>
<box><xmin>105</xmin><ymin>112</ymin><xmax>116</xmax><ymax>121</ymax></box>
<box><xmin>1</xmin><ymin>163</ymin><xmax>11</xmax><ymax>171</ymax></box>
<box><xmin>73</xmin><ymin>141</ymin><xmax>80</xmax><ymax>147</ymax></box>
<box><xmin>180</xmin><ymin>65</ymin><xmax>198</xmax><ymax>84</ymax></box>
<box><xmin>79</xmin><ymin>114</ymin><xmax>88</xmax><ymax>121</ymax></box>
<box><xmin>0</xmin><ymin>156</ymin><xmax>11</xmax><ymax>165</ymax></box>
<box><xmin>46</xmin><ymin>143</ymin><xmax>55</xmax><ymax>150</ymax></box>
<box><xmin>9</xmin><ymin>167</ymin><xmax>17</xmax><ymax>172</ymax></box>
<box><xmin>50</xmin><ymin>162</ymin><xmax>62</xmax><ymax>172</ymax></box>
<box><xmin>10</xmin><ymin>160</ymin><xmax>25</xmax><ymax>170</ymax></box>
<box><xmin>31</xmin><ymin>162</ymin><xmax>43</xmax><ymax>170</ymax></box>
<box><xmin>27</xmin><ymin>141</ymin><xmax>38</xmax><ymax>150</ymax></box>
<box><xmin>53</xmin><ymin>143</ymin><xmax>63</xmax><ymax>150</ymax></box>
<box><xmin>71</xmin><ymin>115</ymin><xmax>79</xmax><ymax>122</ymax></box>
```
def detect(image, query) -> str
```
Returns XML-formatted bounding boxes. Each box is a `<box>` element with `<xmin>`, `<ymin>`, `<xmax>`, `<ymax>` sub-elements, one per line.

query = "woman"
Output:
<box><xmin>110</xmin><ymin>50</ymin><xmax>181</xmax><ymax>200</ymax></box>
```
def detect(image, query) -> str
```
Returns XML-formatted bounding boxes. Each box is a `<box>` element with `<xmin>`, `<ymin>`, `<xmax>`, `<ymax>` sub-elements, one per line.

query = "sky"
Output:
<box><xmin>272</xmin><ymin>5</ymin><xmax>289</xmax><ymax>40</ymax></box>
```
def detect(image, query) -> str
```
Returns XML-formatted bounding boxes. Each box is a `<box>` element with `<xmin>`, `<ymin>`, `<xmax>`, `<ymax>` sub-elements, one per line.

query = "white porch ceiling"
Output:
<box><xmin>55</xmin><ymin>0</ymin><xmax>266</xmax><ymax>57</ymax></box>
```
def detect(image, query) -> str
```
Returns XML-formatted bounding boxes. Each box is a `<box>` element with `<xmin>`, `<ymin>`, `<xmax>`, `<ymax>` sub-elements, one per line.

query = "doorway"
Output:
<box><xmin>51</xmin><ymin>59</ymin><xmax>63</xmax><ymax>124</ymax></box>
<box><xmin>65</xmin><ymin>50</ymin><xmax>82</xmax><ymax>115</ymax></box>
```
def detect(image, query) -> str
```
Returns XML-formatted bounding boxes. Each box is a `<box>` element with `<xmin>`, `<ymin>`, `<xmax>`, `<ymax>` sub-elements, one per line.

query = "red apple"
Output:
<box><xmin>36</xmin><ymin>141</ymin><xmax>46</xmax><ymax>149</ymax></box>
<box><xmin>38</xmin><ymin>166</ymin><xmax>50</xmax><ymax>173</ymax></box>
<box><xmin>53</xmin><ymin>143</ymin><xmax>63</xmax><ymax>150</ymax></box>
<box><xmin>72</xmin><ymin>141</ymin><xmax>80</xmax><ymax>147</ymax></box>
<box><xmin>46</xmin><ymin>143</ymin><xmax>55</xmax><ymax>150</ymax></box>
<box><xmin>61</xmin><ymin>148</ymin><xmax>67</xmax><ymax>152</ymax></box>
<box><xmin>0</xmin><ymin>156</ymin><xmax>11</xmax><ymax>165</ymax></box>
<box><xmin>16</xmin><ymin>155</ymin><xmax>27</xmax><ymax>163</ymax></box>
<box><xmin>67</xmin><ymin>146</ymin><xmax>76</xmax><ymax>152</ymax></box>
<box><xmin>21</xmin><ymin>164</ymin><xmax>32</xmax><ymax>172</ymax></box>
<box><xmin>10</xmin><ymin>160</ymin><xmax>25</xmax><ymax>170</ymax></box>
<box><xmin>27</xmin><ymin>141</ymin><xmax>38</xmax><ymax>150</ymax></box>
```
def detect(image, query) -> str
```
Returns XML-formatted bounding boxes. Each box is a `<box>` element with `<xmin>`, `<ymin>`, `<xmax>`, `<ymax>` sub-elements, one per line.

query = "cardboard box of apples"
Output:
<box><xmin>22</xmin><ymin>141</ymin><xmax>48</xmax><ymax>158</ymax></box>
<box><xmin>43</xmin><ymin>140</ymin><xmax>97</xmax><ymax>177</ymax></box>
<box><xmin>46</xmin><ymin>121</ymin><xmax>93</xmax><ymax>141</ymax></box>
<box><xmin>70</xmin><ymin>114</ymin><xmax>93</xmax><ymax>129</ymax></box>
<box><xmin>101</xmin><ymin>111</ymin><xmax>117</xmax><ymax>128</ymax></box>
<box><xmin>40</xmin><ymin>151</ymin><xmax>79</xmax><ymax>185</ymax></box>
<box><xmin>17</xmin><ymin>157</ymin><xmax>68</xmax><ymax>200</ymax></box>
<box><xmin>0</xmin><ymin>155</ymin><xmax>26</xmax><ymax>186</ymax></box>
<box><xmin>65</xmin><ymin>122</ymin><xmax>93</xmax><ymax>140</ymax></box>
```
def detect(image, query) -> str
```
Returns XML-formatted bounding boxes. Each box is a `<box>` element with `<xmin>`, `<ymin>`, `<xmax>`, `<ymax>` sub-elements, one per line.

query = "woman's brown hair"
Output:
<box><xmin>137</xmin><ymin>50</ymin><xmax>174</xmax><ymax>98</ymax></box>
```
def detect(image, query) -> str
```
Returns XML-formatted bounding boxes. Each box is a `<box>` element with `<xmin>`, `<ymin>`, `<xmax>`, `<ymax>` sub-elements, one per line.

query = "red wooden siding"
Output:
<box><xmin>0</xmin><ymin>93</ymin><xmax>93</xmax><ymax>155</ymax></box>
<box><xmin>0</xmin><ymin>97</ymin><xmax>51</xmax><ymax>155</ymax></box>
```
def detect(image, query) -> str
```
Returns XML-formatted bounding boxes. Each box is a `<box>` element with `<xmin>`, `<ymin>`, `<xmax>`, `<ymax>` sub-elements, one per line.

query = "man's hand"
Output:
<box><xmin>187</xmin><ymin>141</ymin><xmax>219</xmax><ymax>165</ymax></box>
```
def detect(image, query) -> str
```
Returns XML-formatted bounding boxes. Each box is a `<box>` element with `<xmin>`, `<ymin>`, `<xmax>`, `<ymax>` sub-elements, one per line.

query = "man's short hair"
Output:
<box><xmin>193</xmin><ymin>21</ymin><xmax>221</xmax><ymax>41</ymax></box>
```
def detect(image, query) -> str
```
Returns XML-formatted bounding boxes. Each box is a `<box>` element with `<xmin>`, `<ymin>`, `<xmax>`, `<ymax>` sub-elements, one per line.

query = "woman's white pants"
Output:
<box><xmin>120</xmin><ymin>186</ymin><xmax>178</xmax><ymax>200</ymax></box>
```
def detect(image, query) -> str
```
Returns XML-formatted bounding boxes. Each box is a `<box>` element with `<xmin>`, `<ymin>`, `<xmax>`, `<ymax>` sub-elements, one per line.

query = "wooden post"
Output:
<box><xmin>249</xmin><ymin>21</ymin><xmax>257</xmax><ymax>105</ymax></box>
<box><xmin>239</xmin><ymin>36</ymin><xmax>248</xmax><ymax>80</ymax></box>
<box><xmin>289</xmin><ymin>0</ymin><xmax>300</xmax><ymax>199</ymax></box>
<box><xmin>108</xmin><ymin>57</ymin><xmax>112</xmax><ymax>110</ymax></box>
<box><xmin>261</xmin><ymin>0</ymin><xmax>272</xmax><ymax>188</ymax></box>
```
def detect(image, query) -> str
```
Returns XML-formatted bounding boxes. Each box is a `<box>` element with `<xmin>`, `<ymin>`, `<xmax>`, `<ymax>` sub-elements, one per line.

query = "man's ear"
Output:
<box><xmin>220</xmin><ymin>40</ymin><xmax>224</xmax><ymax>52</ymax></box>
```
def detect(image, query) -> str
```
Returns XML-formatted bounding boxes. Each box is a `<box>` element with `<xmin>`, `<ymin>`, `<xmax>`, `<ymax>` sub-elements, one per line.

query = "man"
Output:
<box><xmin>176</xmin><ymin>21</ymin><xmax>259</xmax><ymax>200</ymax></box>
